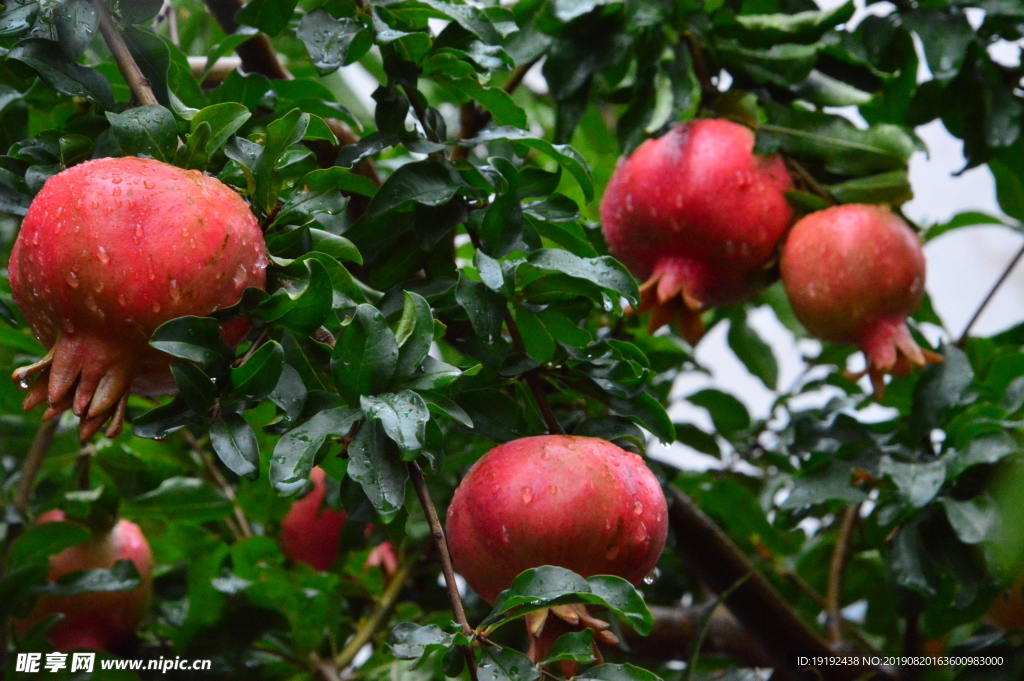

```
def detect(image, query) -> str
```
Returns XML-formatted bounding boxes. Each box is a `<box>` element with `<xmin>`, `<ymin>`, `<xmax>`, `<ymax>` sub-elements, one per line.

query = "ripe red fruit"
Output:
<box><xmin>780</xmin><ymin>203</ymin><xmax>942</xmax><ymax>397</ymax></box>
<box><xmin>446</xmin><ymin>435</ymin><xmax>668</xmax><ymax>604</ymax></box>
<box><xmin>600</xmin><ymin>119</ymin><xmax>794</xmax><ymax>343</ymax></box>
<box><xmin>9</xmin><ymin>157</ymin><xmax>267</xmax><ymax>440</ymax></box>
<box><xmin>281</xmin><ymin>467</ymin><xmax>347</xmax><ymax>571</ymax></box>
<box><xmin>15</xmin><ymin>511</ymin><xmax>153</xmax><ymax>651</ymax></box>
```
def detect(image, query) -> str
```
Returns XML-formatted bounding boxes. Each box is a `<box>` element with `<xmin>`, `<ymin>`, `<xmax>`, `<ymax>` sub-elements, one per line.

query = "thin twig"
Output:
<box><xmin>504</xmin><ymin>311</ymin><xmax>564</xmax><ymax>435</ymax></box>
<box><xmin>13</xmin><ymin>418</ymin><xmax>60</xmax><ymax>513</ymax></box>
<box><xmin>784</xmin><ymin>157</ymin><xmax>838</xmax><ymax>206</ymax></box>
<box><xmin>825</xmin><ymin>505</ymin><xmax>860</xmax><ymax>646</ymax></box>
<box><xmin>680</xmin><ymin>31</ymin><xmax>717</xmax><ymax>112</ymax></box>
<box><xmin>91</xmin><ymin>0</ymin><xmax>159</xmax><ymax>106</ymax></box>
<box><xmin>958</xmin><ymin>240</ymin><xmax>1024</xmax><ymax>345</ymax></box>
<box><xmin>333</xmin><ymin>562</ymin><xmax>414</xmax><ymax>671</ymax></box>
<box><xmin>185</xmin><ymin>432</ymin><xmax>254</xmax><ymax>540</ymax></box>
<box><xmin>408</xmin><ymin>461</ymin><xmax>479</xmax><ymax>681</ymax></box>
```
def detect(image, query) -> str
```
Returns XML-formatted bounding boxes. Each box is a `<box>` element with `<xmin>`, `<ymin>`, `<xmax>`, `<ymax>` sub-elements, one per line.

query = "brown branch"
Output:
<box><xmin>333</xmin><ymin>562</ymin><xmax>414</xmax><ymax>672</ymax></box>
<box><xmin>408</xmin><ymin>462</ymin><xmax>478</xmax><ymax>681</ymax></box>
<box><xmin>958</xmin><ymin>240</ymin><xmax>1024</xmax><ymax>345</ymax></box>
<box><xmin>451</xmin><ymin>57</ymin><xmax>540</xmax><ymax>162</ymax></box>
<box><xmin>667</xmin><ymin>487</ymin><xmax>895</xmax><ymax>681</ymax></box>
<box><xmin>825</xmin><ymin>505</ymin><xmax>860</xmax><ymax>646</ymax></box>
<box><xmin>13</xmin><ymin>418</ymin><xmax>60</xmax><ymax>513</ymax></box>
<box><xmin>504</xmin><ymin>311</ymin><xmax>564</xmax><ymax>435</ymax></box>
<box><xmin>202</xmin><ymin>0</ymin><xmax>291</xmax><ymax>81</ymax></box>
<box><xmin>91</xmin><ymin>0</ymin><xmax>159</xmax><ymax>106</ymax></box>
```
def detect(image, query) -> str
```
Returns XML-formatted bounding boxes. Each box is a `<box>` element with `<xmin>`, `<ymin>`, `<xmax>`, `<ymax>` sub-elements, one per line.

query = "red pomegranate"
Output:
<box><xmin>9</xmin><ymin>157</ymin><xmax>267</xmax><ymax>440</ymax></box>
<box><xmin>281</xmin><ymin>467</ymin><xmax>347</xmax><ymax>571</ymax></box>
<box><xmin>446</xmin><ymin>435</ymin><xmax>667</xmax><ymax>662</ymax></box>
<box><xmin>780</xmin><ymin>203</ymin><xmax>942</xmax><ymax>398</ymax></box>
<box><xmin>600</xmin><ymin>119</ymin><xmax>794</xmax><ymax>343</ymax></box>
<box><xmin>15</xmin><ymin>511</ymin><xmax>153</xmax><ymax>651</ymax></box>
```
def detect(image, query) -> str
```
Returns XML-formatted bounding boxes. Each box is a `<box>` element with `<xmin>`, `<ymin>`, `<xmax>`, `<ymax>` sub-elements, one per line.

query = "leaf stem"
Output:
<box><xmin>333</xmin><ymin>562</ymin><xmax>414</xmax><ymax>670</ymax></box>
<box><xmin>91</xmin><ymin>0</ymin><xmax>159</xmax><ymax>107</ymax></box>
<box><xmin>185</xmin><ymin>432</ymin><xmax>253</xmax><ymax>539</ymax></box>
<box><xmin>958</xmin><ymin>240</ymin><xmax>1024</xmax><ymax>345</ymax></box>
<box><xmin>407</xmin><ymin>461</ymin><xmax>479</xmax><ymax>681</ymax></box>
<box><xmin>825</xmin><ymin>504</ymin><xmax>859</xmax><ymax>645</ymax></box>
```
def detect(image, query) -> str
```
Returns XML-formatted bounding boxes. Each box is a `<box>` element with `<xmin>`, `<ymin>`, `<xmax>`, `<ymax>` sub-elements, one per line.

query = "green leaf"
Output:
<box><xmin>210</xmin><ymin>412</ymin><xmax>260</xmax><ymax>480</ymax></box>
<box><xmin>686</xmin><ymin>389</ymin><xmax>751</xmax><ymax>435</ymax></box>
<box><xmin>879</xmin><ymin>456</ymin><xmax>946</xmax><ymax>508</ymax></box>
<box><xmin>394</xmin><ymin>291</ymin><xmax>435</xmax><ymax>383</ymax></box>
<box><xmin>910</xmin><ymin>345</ymin><xmax>973</xmax><ymax>439</ymax></box>
<box><xmin>940</xmin><ymin>496</ymin><xmax>996</xmax><ymax>545</ymax></box>
<box><xmin>478</xmin><ymin>647</ymin><xmax>540</xmax><ymax>681</ymax></box>
<box><xmin>455</xmin><ymin>274</ymin><xmax>506</xmax><ymax>342</ymax></box>
<box><xmin>119</xmin><ymin>0</ymin><xmax>164</xmax><ymax>24</ymax></box>
<box><xmin>421</xmin><ymin>391</ymin><xmax>474</xmax><ymax>428</ymax></box>
<box><xmin>458</xmin><ymin>127</ymin><xmax>594</xmax><ymax>203</ymax></box>
<box><xmin>123</xmin><ymin>477</ymin><xmax>232</xmax><ymax>523</ymax></box>
<box><xmin>0</xmin><ymin>2</ymin><xmax>38</xmax><ymax>38</ymax></box>
<box><xmin>235</xmin><ymin>0</ymin><xmax>299</xmax><ymax>36</ymax></box>
<box><xmin>9</xmin><ymin>523</ymin><xmax>90</xmax><ymax>569</ymax></box>
<box><xmin>727</xmin><ymin>312</ymin><xmax>778</xmax><ymax>390</ymax></box>
<box><xmin>255</xmin><ymin>108</ymin><xmax>310</xmax><ymax>213</ymax></box>
<box><xmin>228</xmin><ymin>340</ymin><xmax>284</xmax><ymax>402</ymax></box>
<box><xmin>34</xmin><ymin>560</ymin><xmax>141</xmax><ymax>597</ymax></box>
<box><xmin>732</xmin><ymin>1</ymin><xmax>854</xmax><ymax>43</ymax></box>
<box><xmin>389</xmin><ymin>622</ymin><xmax>454</xmax><ymax>660</ymax></box>
<box><xmin>947</xmin><ymin>433</ymin><xmax>1017</xmax><ymax>478</ymax></box>
<box><xmin>360</xmin><ymin>390</ymin><xmax>430</xmax><ymax>456</ymax></box>
<box><xmin>106</xmin><ymin>104</ymin><xmax>178</xmax><ymax>162</ymax></box>
<box><xmin>189</xmin><ymin>102</ymin><xmax>251</xmax><ymax>155</ymax></box>
<box><xmin>827</xmin><ymin>170</ymin><xmax>914</xmax><ymax>206</ymax></box>
<box><xmin>576</xmin><ymin>664</ymin><xmax>664</xmax><ymax>681</ymax></box>
<box><xmin>149</xmin><ymin>316</ymin><xmax>233</xmax><ymax>368</ymax></box>
<box><xmin>258</xmin><ymin>258</ymin><xmax>333</xmax><ymax>333</ymax></box>
<box><xmin>758</xmin><ymin>105</ymin><xmax>915</xmax><ymax>176</ymax></box>
<box><xmin>8</xmin><ymin>39</ymin><xmax>113</xmax><ymax>108</ymax></box>
<box><xmin>514</xmin><ymin>307</ymin><xmax>556</xmax><ymax>364</ymax></box>
<box><xmin>364</xmin><ymin>160</ymin><xmax>467</xmax><ymax>219</ymax></box>
<box><xmin>132</xmin><ymin>396</ymin><xmax>204</xmax><ymax>439</ymax></box>
<box><xmin>296</xmin><ymin>9</ymin><xmax>372</xmax><ymax>76</ymax></box>
<box><xmin>416</xmin><ymin>0</ymin><xmax>500</xmax><ymax>44</ymax></box>
<box><xmin>269</xmin><ymin>407</ymin><xmax>360</xmax><ymax>494</ymax></box>
<box><xmin>525</xmin><ymin>250</ymin><xmax>639</xmax><ymax>306</ymax></box>
<box><xmin>53</xmin><ymin>0</ymin><xmax>98</xmax><ymax>60</ymax></box>
<box><xmin>347</xmin><ymin>420</ymin><xmax>408</xmax><ymax>523</ymax></box>
<box><xmin>481</xmin><ymin>566</ymin><xmax>653</xmax><ymax>636</ymax></box>
<box><xmin>169</xmin><ymin>361</ymin><xmax>216</xmax><ymax>414</ymax></box>
<box><xmin>904</xmin><ymin>9</ymin><xmax>974</xmax><ymax>81</ymax></box>
<box><xmin>331</xmin><ymin>304</ymin><xmax>399</xmax><ymax>406</ymax></box>
<box><xmin>718</xmin><ymin>41</ymin><xmax>820</xmax><ymax>87</ymax></box>
<box><xmin>543</xmin><ymin>630</ymin><xmax>595</xmax><ymax>665</ymax></box>
<box><xmin>175</xmin><ymin>120</ymin><xmax>211</xmax><ymax>170</ymax></box>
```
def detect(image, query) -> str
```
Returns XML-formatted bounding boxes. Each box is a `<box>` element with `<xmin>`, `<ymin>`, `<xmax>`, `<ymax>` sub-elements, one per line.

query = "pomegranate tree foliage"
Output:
<box><xmin>0</xmin><ymin>0</ymin><xmax>1021</xmax><ymax>678</ymax></box>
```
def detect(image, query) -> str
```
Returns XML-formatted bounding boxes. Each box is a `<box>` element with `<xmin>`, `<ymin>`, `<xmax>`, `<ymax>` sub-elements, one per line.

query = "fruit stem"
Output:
<box><xmin>408</xmin><ymin>461</ymin><xmax>479</xmax><ymax>681</ymax></box>
<box><xmin>90</xmin><ymin>0</ymin><xmax>159</xmax><ymax>107</ymax></box>
<box><xmin>957</xmin><ymin>240</ymin><xmax>1024</xmax><ymax>345</ymax></box>
<box><xmin>825</xmin><ymin>504</ymin><xmax>859</xmax><ymax>645</ymax></box>
<box><xmin>332</xmin><ymin>561</ymin><xmax>414</xmax><ymax>670</ymax></box>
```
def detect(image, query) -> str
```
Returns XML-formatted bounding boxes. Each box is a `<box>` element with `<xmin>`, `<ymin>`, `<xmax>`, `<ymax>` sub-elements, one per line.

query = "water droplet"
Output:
<box><xmin>97</xmin><ymin>246</ymin><xmax>110</xmax><ymax>264</ymax></box>
<box><xmin>112</xmin><ymin>187</ymin><xmax>121</xmax><ymax>196</ymax></box>
<box><xmin>93</xmin><ymin>282</ymin><xmax>104</xmax><ymax>293</ymax></box>
<box><xmin>605</xmin><ymin>545</ymin><xmax>621</xmax><ymax>560</ymax></box>
<box><xmin>91</xmin><ymin>201</ymin><xmax>99</xmax><ymax>209</ymax></box>
<box><xmin>169</xmin><ymin>279</ymin><xmax>182</xmax><ymax>303</ymax></box>
<box><xmin>232</xmin><ymin>264</ymin><xmax>248</xmax><ymax>289</ymax></box>
<box><xmin>114</xmin><ymin>199</ymin><xmax>122</xmax><ymax>208</ymax></box>
<box><xmin>625</xmin><ymin>194</ymin><xmax>634</xmax><ymax>212</ymax></box>
<box><xmin>16</xmin><ymin>376</ymin><xmax>30</xmax><ymax>390</ymax></box>
<box><xmin>633</xmin><ymin>501</ymin><xmax>644</xmax><ymax>515</ymax></box>
<box><xmin>521</xmin><ymin>486</ymin><xmax>533</xmax><ymax>505</ymax></box>
<box><xmin>65</xmin><ymin>271</ymin><xmax>79</xmax><ymax>288</ymax></box>
<box><xmin>181</xmin><ymin>228</ymin><xmax>189</xmax><ymax>239</ymax></box>
<box><xmin>111</xmin><ymin>176</ymin><xmax>122</xmax><ymax>184</ymax></box>
<box><xmin>143</xmin><ymin>179</ymin><xmax>155</xmax><ymax>189</ymax></box>
<box><xmin>118</xmin><ymin>294</ymin><xmax>127</xmax><ymax>307</ymax></box>
<box><xmin>547</xmin><ymin>485</ymin><xmax>558</xmax><ymax>495</ymax></box>
<box><xmin>501</xmin><ymin>526</ymin><xmax>511</xmax><ymax>544</ymax></box>
<box><xmin>152</xmin><ymin>302</ymin><xmax>161</xmax><ymax>313</ymax></box>
<box><xmin>643</xmin><ymin>568</ymin><xmax>659</xmax><ymax>585</ymax></box>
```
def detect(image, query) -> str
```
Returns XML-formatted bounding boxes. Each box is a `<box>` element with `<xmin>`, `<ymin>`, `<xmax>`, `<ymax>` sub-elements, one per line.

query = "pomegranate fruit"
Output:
<box><xmin>779</xmin><ymin>204</ymin><xmax>942</xmax><ymax>398</ymax></box>
<box><xmin>15</xmin><ymin>511</ymin><xmax>153</xmax><ymax>651</ymax></box>
<box><xmin>9</xmin><ymin>157</ymin><xmax>267</xmax><ymax>440</ymax></box>
<box><xmin>281</xmin><ymin>467</ymin><xmax>347</xmax><ymax>571</ymax></box>
<box><xmin>600</xmin><ymin>118</ymin><xmax>795</xmax><ymax>343</ymax></box>
<box><xmin>446</xmin><ymin>435</ymin><xmax>667</xmax><ymax>663</ymax></box>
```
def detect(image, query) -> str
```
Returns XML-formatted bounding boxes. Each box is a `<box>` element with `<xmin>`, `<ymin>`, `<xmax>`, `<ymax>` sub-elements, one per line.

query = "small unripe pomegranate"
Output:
<box><xmin>780</xmin><ymin>204</ymin><xmax>941</xmax><ymax>398</ymax></box>
<box><xmin>988</xmin><ymin>574</ymin><xmax>1024</xmax><ymax>631</ymax></box>
<box><xmin>15</xmin><ymin>511</ymin><xmax>153</xmax><ymax>651</ymax></box>
<box><xmin>281</xmin><ymin>467</ymin><xmax>347</xmax><ymax>571</ymax></box>
<box><xmin>9</xmin><ymin>157</ymin><xmax>267</xmax><ymax>440</ymax></box>
<box><xmin>600</xmin><ymin>119</ymin><xmax>795</xmax><ymax>343</ymax></box>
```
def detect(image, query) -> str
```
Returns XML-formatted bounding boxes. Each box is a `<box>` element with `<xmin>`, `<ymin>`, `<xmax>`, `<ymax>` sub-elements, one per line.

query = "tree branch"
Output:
<box><xmin>681</xmin><ymin>31</ymin><xmax>717</xmax><ymax>112</ymax></box>
<box><xmin>958</xmin><ymin>240</ymin><xmax>1024</xmax><ymax>345</ymax></box>
<box><xmin>334</xmin><ymin>562</ymin><xmax>414</xmax><ymax>672</ymax></box>
<box><xmin>91</xmin><ymin>0</ymin><xmax>159</xmax><ymax>106</ymax></box>
<box><xmin>185</xmin><ymin>432</ymin><xmax>253</xmax><ymax>540</ymax></box>
<box><xmin>451</xmin><ymin>57</ymin><xmax>540</xmax><ymax>162</ymax></box>
<box><xmin>826</xmin><ymin>505</ymin><xmax>859</xmax><ymax>646</ymax></box>
<box><xmin>408</xmin><ymin>462</ymin><xmax>479</xmax><ymax>681</ymax></box>
<box><xmin>13</xmin><ymin>419</ymin><xmax>60</xmax><ymax>513</ymax></box>
<box><xmin>667</xmin><ymin>487</ymin><xmax>895</xmax><ymax>681</ymax></box>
